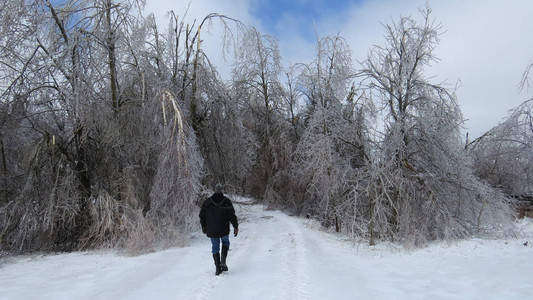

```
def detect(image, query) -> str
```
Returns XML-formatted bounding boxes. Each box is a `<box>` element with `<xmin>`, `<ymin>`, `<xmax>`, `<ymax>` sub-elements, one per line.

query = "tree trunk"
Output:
<box><xmin>105</xmin><ymin>0</ymin><xmax>119</xmax><ymax>111</ymax></box>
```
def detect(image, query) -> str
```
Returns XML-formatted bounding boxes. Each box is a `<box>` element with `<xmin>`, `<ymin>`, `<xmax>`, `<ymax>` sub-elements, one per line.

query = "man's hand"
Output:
<box><xmin>202</xmin><ymin>226</ymin><xmax>207</xmax><ymax>234</ymax></box>
<box><xmin>234</xmin><ymin>227</ymin><xmax>239</xmax><ymax>237</ymax></box>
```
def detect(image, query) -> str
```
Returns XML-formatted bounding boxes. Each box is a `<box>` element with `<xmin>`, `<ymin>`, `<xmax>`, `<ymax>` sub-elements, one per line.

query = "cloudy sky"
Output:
<box><xmin>145</xmin><ymin>0</ymin><xmax>533</xmax><ymax>138</ymax></box>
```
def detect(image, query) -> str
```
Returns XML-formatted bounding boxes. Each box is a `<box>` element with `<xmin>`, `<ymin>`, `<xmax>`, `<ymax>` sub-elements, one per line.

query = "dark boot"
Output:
<box><xmin>220</xmin><ymin>246</ymin><xmax>229</xmax><ymax>272</ymax></box>
<box><xmin>213</xmin><ymin>253</ymin><xmax>222</xmax><ymax>276</ymax></box>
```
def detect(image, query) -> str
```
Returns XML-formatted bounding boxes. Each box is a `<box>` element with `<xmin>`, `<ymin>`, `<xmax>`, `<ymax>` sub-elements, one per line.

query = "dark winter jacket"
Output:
<box><xmin>199</xmin><ymin>192</ymin><xmax>238</xmax><ymax>238</ymax></box>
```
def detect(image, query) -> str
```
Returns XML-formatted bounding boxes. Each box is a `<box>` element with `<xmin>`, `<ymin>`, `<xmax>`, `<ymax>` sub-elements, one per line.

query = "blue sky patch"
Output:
<box><xmin>250</xmin><ymin>0</ymin><xmax>365</xmax><ymax>40</ymax></box>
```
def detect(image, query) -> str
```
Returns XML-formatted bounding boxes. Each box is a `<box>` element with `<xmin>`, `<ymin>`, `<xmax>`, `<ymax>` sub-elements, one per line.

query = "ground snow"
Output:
<box><xmin>1</xmin><ymin>198</ymin><xmax>532</xmax><ymax>300</ymax></box>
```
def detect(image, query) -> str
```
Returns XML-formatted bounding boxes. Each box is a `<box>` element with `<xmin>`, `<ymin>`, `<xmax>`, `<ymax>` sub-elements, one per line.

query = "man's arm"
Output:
<box><xmin>199</xmin><ymin>200</ymin><xmax>207</xmax><ymax>233</ymax></box>
<box><xmin>226</xmin><ymin>199</ymin><xmax>239</xmax><ymax>234</ymax></box>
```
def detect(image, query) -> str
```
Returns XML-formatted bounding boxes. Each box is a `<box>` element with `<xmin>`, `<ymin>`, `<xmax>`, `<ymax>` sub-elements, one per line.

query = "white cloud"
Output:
<box><xmin>338</xmin><ymin>0</ymin><xmax>533</xmax><ymax>137</ymax></box>
<box><xmin>428</xmin><ymin>0</ymin><xmax>533</xmax><ymax>137</ymax></box>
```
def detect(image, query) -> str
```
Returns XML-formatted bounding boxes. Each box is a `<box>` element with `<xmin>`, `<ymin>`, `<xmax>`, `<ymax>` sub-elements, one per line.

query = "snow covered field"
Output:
<box><xmin>1</xmin><ymin>197</ymin><xmax>532</xmax><ymax>300</ymax></box>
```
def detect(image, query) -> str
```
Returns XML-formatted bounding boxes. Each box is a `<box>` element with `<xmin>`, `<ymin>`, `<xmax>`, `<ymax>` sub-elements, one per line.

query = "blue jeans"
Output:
<box><xmin>210</xmin><ymin>235</ymin><xmax>230</xmax><ymax>254</ymax></box>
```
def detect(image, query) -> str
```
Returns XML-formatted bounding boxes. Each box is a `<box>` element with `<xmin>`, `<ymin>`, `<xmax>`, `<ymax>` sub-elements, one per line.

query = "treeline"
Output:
<box><xmin>0</xmin><ymin>1</ymin><xmax>529</xmax><ymax>254</ymax></box>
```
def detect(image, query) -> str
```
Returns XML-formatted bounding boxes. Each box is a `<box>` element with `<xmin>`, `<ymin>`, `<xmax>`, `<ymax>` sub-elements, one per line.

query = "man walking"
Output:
<box><xmin>199</xmin><ymin>183</ymin><xmax>239</xmax><ymax>275</ymax></box>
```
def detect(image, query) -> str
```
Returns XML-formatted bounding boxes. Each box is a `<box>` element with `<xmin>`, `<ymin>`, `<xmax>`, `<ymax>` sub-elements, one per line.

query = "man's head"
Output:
<box><xmin>215</xmin><ymin>183</ymin><xmax>225</xmax><ymax>193</ymax></box>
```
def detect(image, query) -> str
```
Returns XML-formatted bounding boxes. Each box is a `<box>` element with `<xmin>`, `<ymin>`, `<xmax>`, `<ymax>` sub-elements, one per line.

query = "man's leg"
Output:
<box><xmin>210</xmin><ymin>237</ymin><xmax>222</xmax><ymax>275</ymax></box>
<box><xmin>221</xmin><ymin>235</ymin><xmax>230</xmax><ymax>248</ymax></box>
<box><xmin>220</xmin><ymin>235</ymin><xmax>230</xmax><ymax>272</ymax></box>
<box><xmin>210</xmin><ymin>237</ymin><xmax>221</xmax><ymax>254</ymax></box>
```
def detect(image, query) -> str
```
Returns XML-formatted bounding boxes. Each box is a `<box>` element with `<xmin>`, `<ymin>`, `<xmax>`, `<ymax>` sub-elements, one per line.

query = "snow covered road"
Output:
<box><xmin>1</xmin><ymin>197</ymin><xmax>532</xmax><ymax>299</ymax></box>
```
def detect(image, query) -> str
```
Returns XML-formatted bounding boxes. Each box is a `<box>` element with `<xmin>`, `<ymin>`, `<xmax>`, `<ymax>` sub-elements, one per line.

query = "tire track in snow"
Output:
<box><xmin>191</xmin><ymin>274</ymin><xmax>222</xmax><ymax>300</ymax></box>
<box><xmin>276</xmin><ymin>213</ymin><xmax>312</xmax><ymax>300</ymax></box>
<box><xmin>229</xmin><ymin>203</ymin><xmax>313</xmax><ymax>300</ymax></box>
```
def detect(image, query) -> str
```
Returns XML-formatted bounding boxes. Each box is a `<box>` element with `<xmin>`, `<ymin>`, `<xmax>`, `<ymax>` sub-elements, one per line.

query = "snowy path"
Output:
<box><xmin>1</xmin><ymin>198</ymin><xmax>533</xmax><ymax>300</ymax></box>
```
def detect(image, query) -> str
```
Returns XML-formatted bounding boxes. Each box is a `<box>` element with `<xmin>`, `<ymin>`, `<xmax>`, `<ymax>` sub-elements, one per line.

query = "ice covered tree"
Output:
<box><xmin>232</xmin><ymin>28</ymin><xmax>291</xmax><ymax>197</ymax></box>
<box><xmin>0</xmin><ymin>0</ymin><xmax>94</xmax><ymax>252</ymax></box>
<box><xmin>262</xmin><ymin>64</ymin><xmax>306</xmax><ymax>210</ymax></box>
<box><xmin>165</xmin><ymin>14</ymin><xmax>255</xmax><ymax>191</ymax></box>
<box><xmin>469</xmin><ymin>99</ymin><xmax>533</xmax><ymax>198</ymax></box>
<box><xmin>0</xmin><ymin>0</ymin><xmax>206</xmax><ymax>253</ymax></box>
<box><xmin>362</xmin><ymin>7</ymin><xmax>513</xmax><ymax>246</ymax></box>
<box><xmin>283</xmin><ymin>34</ymin><xmax>371</xmax><ymax>232</ymax></box>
